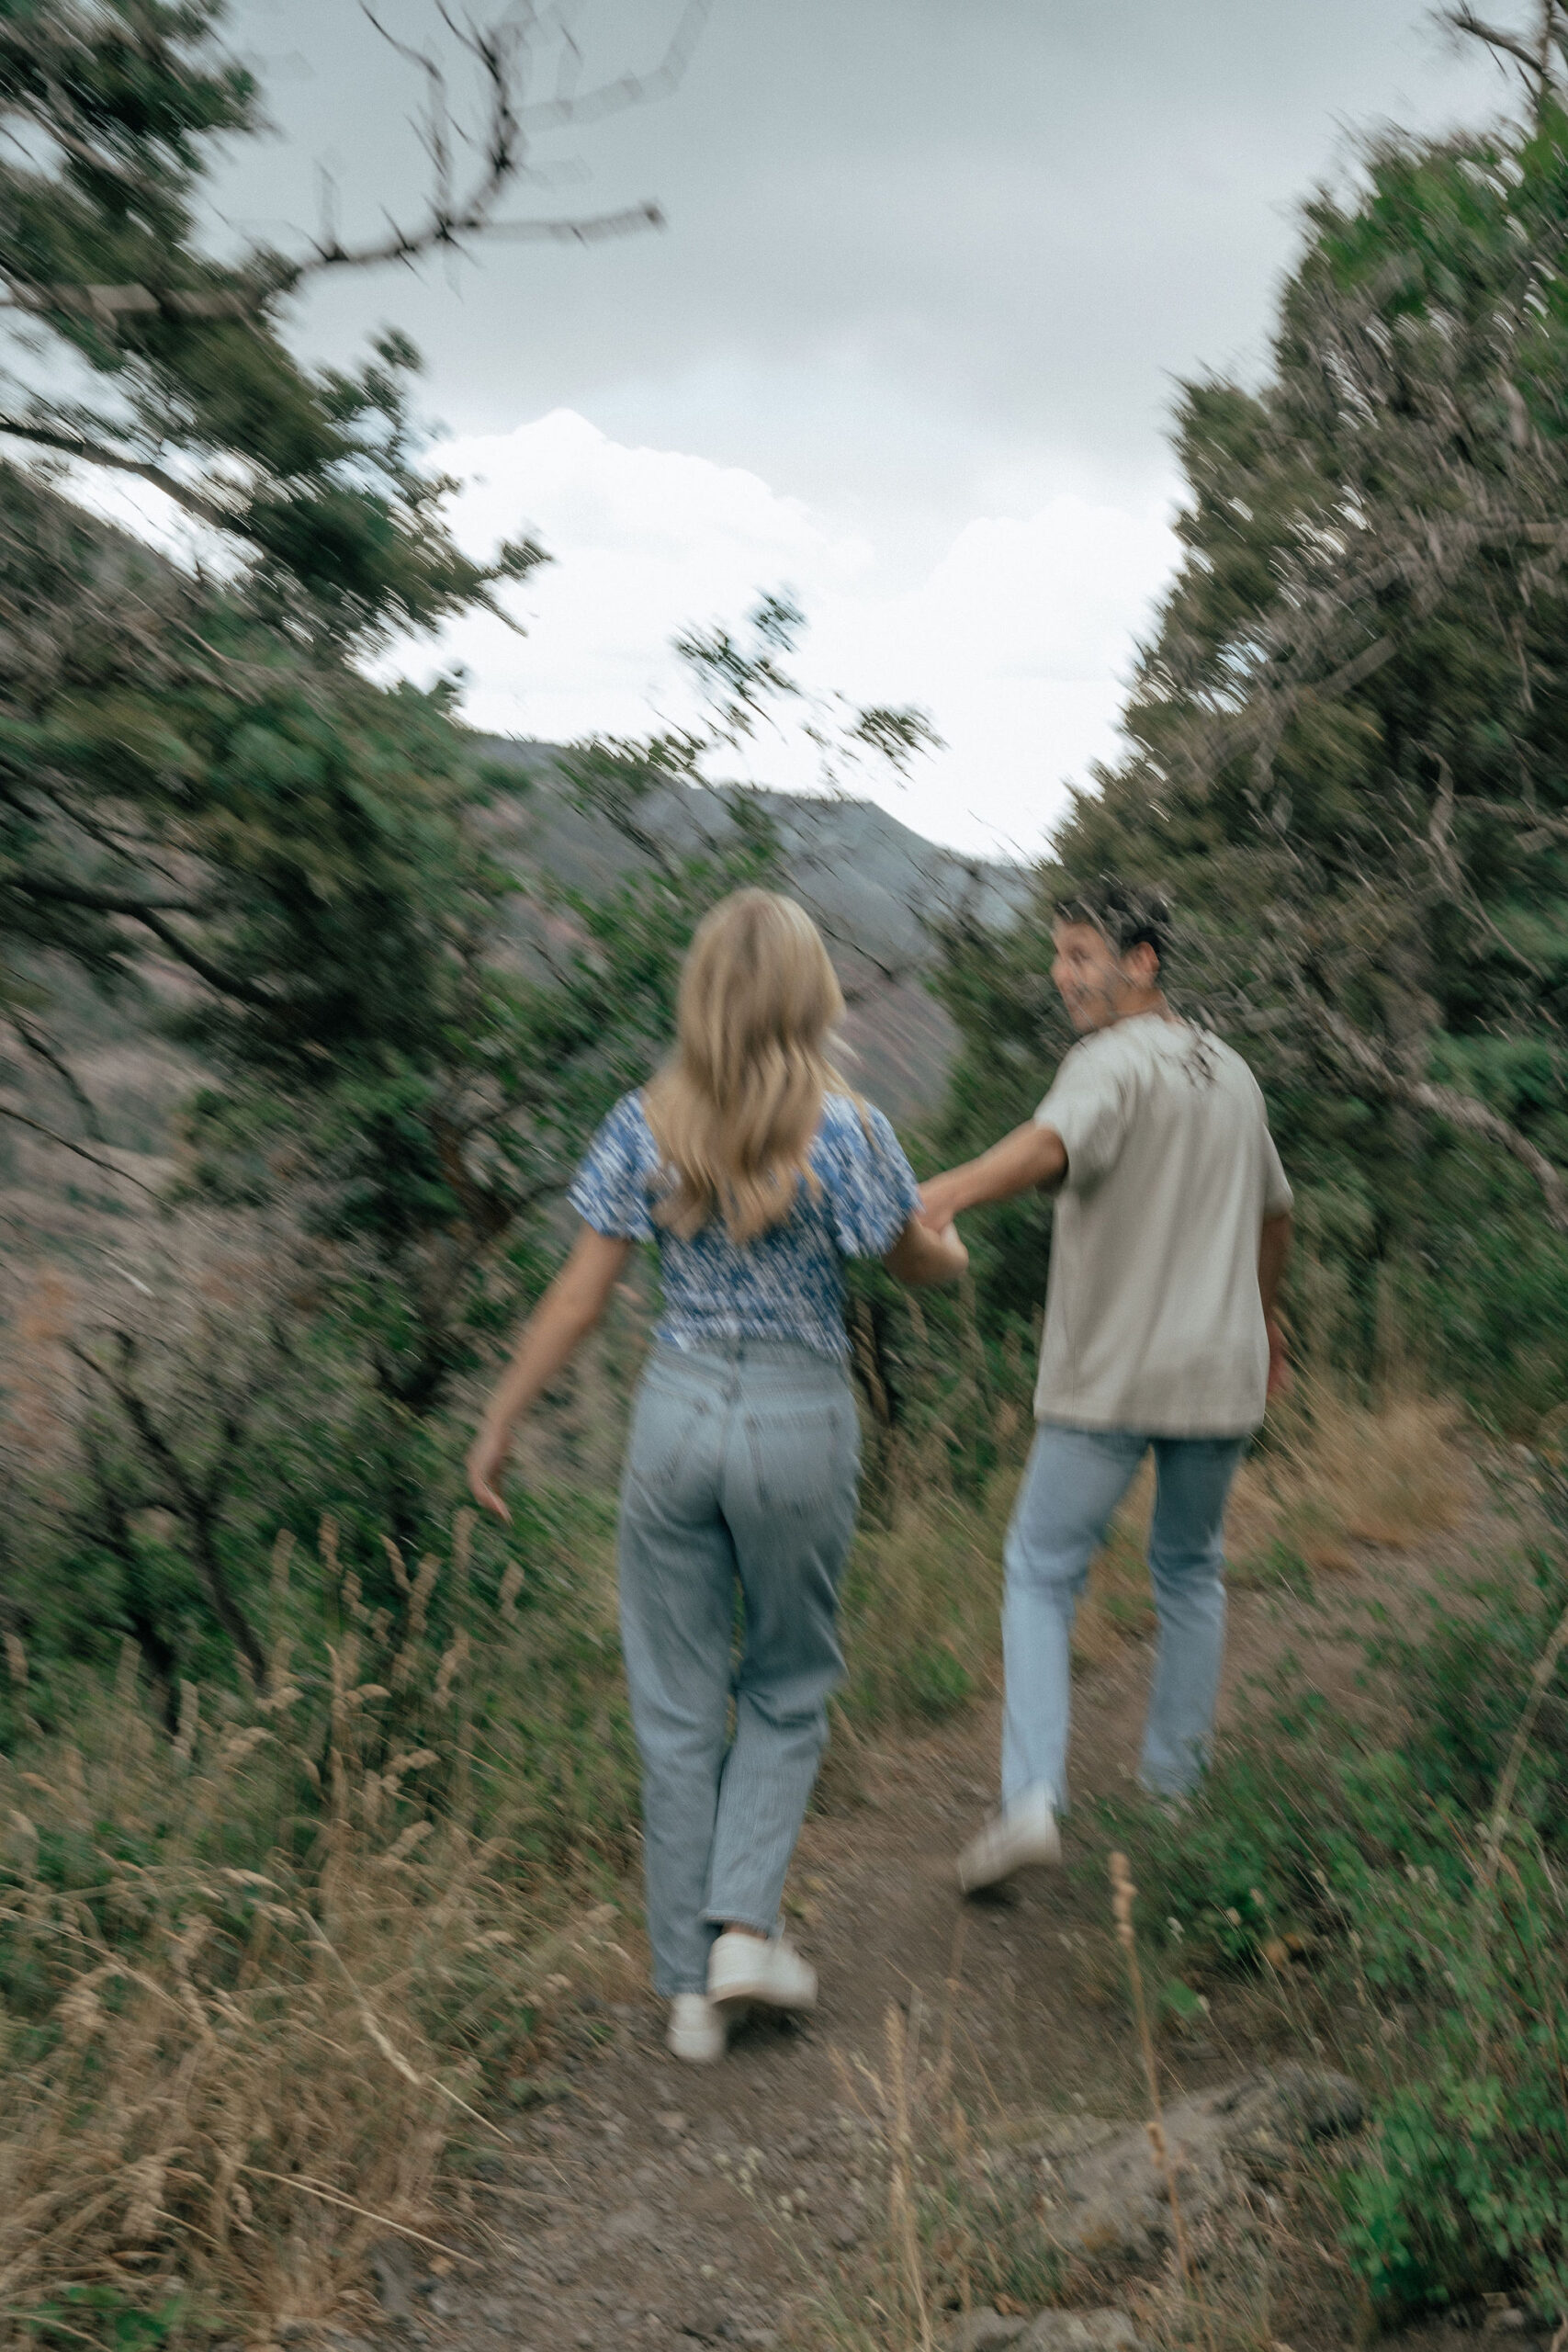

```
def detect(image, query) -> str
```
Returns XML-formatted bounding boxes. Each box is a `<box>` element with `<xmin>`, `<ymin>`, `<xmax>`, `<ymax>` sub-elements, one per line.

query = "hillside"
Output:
<box><xmin>0</xmin><ymin>744</ymin><xmax>1031</xmax><ymax>1276</ymax></box>
<box><xmin>473</xmin><ymin>739</ymin><xmax>1032</xmax><ymax>1130</ymax></box>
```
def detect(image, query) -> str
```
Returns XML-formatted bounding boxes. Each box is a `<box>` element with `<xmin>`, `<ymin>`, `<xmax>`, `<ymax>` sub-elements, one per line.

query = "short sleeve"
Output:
<box><xmin>818</xmin><ymin>1101</ymin><xmax>921</xmax><ymax>1260</ymax></box>
<box><xmin>1262</xmin><ymin>1128</ymin><xmax>1293</xmax><ymax>1217</ymax></box>
<box><xmin>1034</xmin><ymin>1042</ymin><xmax>1133</xmax><ymax>1190</ymax></box>
<box><xmin>567</xmin><ymin>1094</ymin><xmax>659</xmax><ymax>1242</ymax></box>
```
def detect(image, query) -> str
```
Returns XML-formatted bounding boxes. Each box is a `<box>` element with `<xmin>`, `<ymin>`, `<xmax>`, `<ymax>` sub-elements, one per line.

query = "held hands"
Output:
<box><xmin>919</xmin><ymin>1173</ymin><xmax>964</xmax><ymax>1232</ymax></box>
<box><xmin>879</xmin><ymin>1207</ymin><xmax>968</xmax><ymax>1289</ymax></box>
<box><xmin>466</xmin><ymin>1421</ymin><xmax>513</xmax><ymax>1523</ymax></box>
<box><xmin>930</xmin><ymin>1216</ymin><xmax>967</xmax><ymax>1275</ymax></box>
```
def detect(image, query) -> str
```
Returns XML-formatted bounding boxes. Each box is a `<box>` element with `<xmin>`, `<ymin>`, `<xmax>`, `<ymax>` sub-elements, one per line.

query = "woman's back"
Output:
<box><xmin>468</xmin><ymin>888</ymin><xmax>967</xmax><ymax>2059</ymax></box>
<box><xmin>569</xmin><ymin>1088</ymin><xmax>920</xmax><ymax>1362</ymax></box>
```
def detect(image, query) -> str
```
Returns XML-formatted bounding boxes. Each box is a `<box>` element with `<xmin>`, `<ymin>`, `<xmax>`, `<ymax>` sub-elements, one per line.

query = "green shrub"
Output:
<box><xmin>1364</xmin><ymin>1540</ymin><xmax>1568</xmax><ymax>1848</ymax></box>
<box><xmin>1100</xmin><ymin>1508</ymin><xmax>1568</xmax><ymax>2326</ymax></box>
<box><xmin>1338</xmin><ymin>1838</ymin><xmax>1568</xmax><ymax>2323</ymax></box>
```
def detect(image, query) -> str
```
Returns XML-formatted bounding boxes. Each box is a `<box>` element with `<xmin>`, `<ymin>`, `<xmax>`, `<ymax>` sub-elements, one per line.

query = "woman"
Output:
<box><xmin>468</xmin><ymin>889</ymin><xmax>966</xmax><ymax>2064</ymax></box>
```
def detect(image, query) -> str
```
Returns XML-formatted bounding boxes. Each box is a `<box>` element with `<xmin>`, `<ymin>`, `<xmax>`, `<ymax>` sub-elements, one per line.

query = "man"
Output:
<box><xmin>920</xmin><ymin>879</ymin><xmax>1293</xmax><ymax>1892</ymax></box>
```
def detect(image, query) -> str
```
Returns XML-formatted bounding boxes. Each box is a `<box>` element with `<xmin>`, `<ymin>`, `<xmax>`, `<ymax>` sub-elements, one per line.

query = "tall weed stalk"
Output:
<box><xmin>0</xmin><ymin>1517</ymin><xmax>636</xmax><ymax>2348</ymax></box>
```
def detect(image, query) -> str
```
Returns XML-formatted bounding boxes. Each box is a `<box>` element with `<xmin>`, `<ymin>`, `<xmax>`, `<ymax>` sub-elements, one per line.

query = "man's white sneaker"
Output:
<box><xmin>955</xmin><ymin>1789</ymin><xmax>1062</xmax><ymax>1894</ymax></box>
<box><xmin>666</xmin><ymin>1993</ymin><xmax>727</xmax><ymax>2064</ymax></box>
<box><xmin>706</xmin><ymin>1929</ymin><xmax>818</xmax><ymax>2012</ymax></box>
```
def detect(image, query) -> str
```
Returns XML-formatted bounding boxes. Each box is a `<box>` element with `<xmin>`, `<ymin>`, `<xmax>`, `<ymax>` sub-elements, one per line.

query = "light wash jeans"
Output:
<box><xmin>1001</xmin><ymin>1421</ymin><xmax>1250</xmax><ymax>1810</ymax></box>
<box><xmin>617</xmin><ymin>1340</ymin><xmax>861</xmax><ymax>1996</ymax></box>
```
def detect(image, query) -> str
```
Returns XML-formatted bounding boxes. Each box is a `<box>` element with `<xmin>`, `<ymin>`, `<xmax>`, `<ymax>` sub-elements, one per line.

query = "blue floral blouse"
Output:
<box><xmin>568</xmin><ymin>1091</ymin><xmax>921</xmax><ymax>1361</ymax></box>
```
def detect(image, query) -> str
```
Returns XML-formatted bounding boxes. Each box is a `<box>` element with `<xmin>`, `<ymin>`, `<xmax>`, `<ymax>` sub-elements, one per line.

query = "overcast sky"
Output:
<box><xmin>219</xmin><ymin>0</ymin><xmax>1504</xmax><ymax>858</ymax></box>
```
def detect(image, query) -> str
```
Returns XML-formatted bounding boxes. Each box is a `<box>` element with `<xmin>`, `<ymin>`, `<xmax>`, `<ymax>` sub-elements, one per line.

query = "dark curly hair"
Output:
<box><xmin>1052</xmin><ymin>876</ymin><xmax>1173</xmax><ymax>967</ymax></box>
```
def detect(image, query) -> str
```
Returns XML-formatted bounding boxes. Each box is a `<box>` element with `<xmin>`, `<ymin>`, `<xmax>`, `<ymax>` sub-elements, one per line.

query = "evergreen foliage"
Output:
<box><xmin>0</xmin><ymin>1</ymin><xmax>773</xmax><ymax>1677</ymax></box>
<box><xmin>935</xmin><ymin>71</ymin><xmax>1568</xmax><ymax>1419</ymax></box>
<box><xmin>0</xmin><ymin>0</ymin><xmax>543</xmax><ymax>644</ymax></box>
<box><xmin>1114</xmin><ymin>1456</ymin><xmax>1568</xmax><ymax>2324</ymax></box>
<box><xmin>0</xmin><ymin>7</ymin><xmax>937</xmax><ymax>1693</ymax></box>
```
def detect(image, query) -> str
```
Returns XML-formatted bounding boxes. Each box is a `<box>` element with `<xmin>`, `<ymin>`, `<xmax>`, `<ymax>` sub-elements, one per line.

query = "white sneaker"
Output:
<box><xmin>666</xmin><ymin>1993</ymin><xmax>727</xmax><ymax>2064</ymax></box>
<box><xmin>955</xmin><ymin>1788</ymin><xmax>1062</xmax><ymax>1894</ymax></box>
<box><xmin>706</xmin><ymin>1929</ymin><xmax>818</xmax><ymax>2013</ymax></box>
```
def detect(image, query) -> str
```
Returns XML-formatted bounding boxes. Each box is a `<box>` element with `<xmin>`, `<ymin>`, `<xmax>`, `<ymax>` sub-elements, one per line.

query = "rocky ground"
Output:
<box><xmin>351</xmin><ymin>1500</ymin><xmax>1518</xmax><ymax>2352</ymax></box>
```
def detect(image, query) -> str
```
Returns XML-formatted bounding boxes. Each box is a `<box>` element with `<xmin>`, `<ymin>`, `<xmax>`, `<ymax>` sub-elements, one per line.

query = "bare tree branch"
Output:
<box><xmin>0</xmin><ymin>418</ymin><xmax>231</xmax><ymax>531</ymax></box>
<box><xmin>1422</xmin><ymin>754</ymin><xmax>1546</xmax><ymax>975</ymax></box>
<box><xmin>477</xmin><ymin>199</ymin><xmax>664</xmax><ymax>244</ymax></box>
<box><xmin>7</xmin><ymin>1012</ymin><xmax>107</xmax><ymax>1140</ymax></box>
<box><xmin>516</xmin><ymin>0</ymin><xmax>714</xmax><ymax>130</ymax></box>
<box><xmin>0</xmin><ymin>282</ymin><xmax>254</xmax><ymax>321</ymax></box>
<box><xmin>274</xmin><ymin>0</ymin><xmax>708</xmax><ymax>288</ymax></box>
<box><xmin>0</xmin><ymin>1105</ymin><xmax>160</xmax><ymax>1196</ymax></box>
<box><xmin>1464</xmin><ymin>796</ymin><xmax>1568</xmax><ymax>840</ymax></box>
<box><xmin>1318</xmin><ymin>1001</ymin><xmax>1568</xmax><ymax>1230</ymax></box>
<box><xmin>1443</xmin><ymin>3</ymin><xmax>1554</xmax><ymax>83</ymax></box>
<box><xmin>68</xmin><ymin>1332</ymin><xmax>268</xmax><ymax>1690</ymax></box>
<box><xmin>1317</xmin><ymin>634</ymin><xmax>1397</xmax><ymax>698</ymax></box>
<box><xmin>13</xmin><ymin>876</ymin><xmax>209</xmax><ymax>919</ymax></box>
<box><xmin>103</xmin><ymin>906</ymin><xmax>276</xmax><ymax>1010</ymax></box>
<box><xmin>6</xmin><ymin>847</ymin><xmax>281</xmax><ymax>1010</ymax></box>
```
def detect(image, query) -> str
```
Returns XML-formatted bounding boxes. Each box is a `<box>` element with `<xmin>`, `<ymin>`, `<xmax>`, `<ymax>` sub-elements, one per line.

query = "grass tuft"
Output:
<box><xmin>0</xmin><ymin>1520</ymin><xmax>638</xmax><ymax>2349</ymax></box>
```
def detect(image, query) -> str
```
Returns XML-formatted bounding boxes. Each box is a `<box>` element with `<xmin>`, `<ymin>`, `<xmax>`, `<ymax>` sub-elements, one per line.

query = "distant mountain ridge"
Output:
<box><xmin>475</xmin><ymin>738</ymin><xmax>1033</xmax><ymax>1127</ymax></box>
<box><xmin>0</xmin><ymin>740</ymin><xmax>1035</xmax><ymax>1272</ymax></box>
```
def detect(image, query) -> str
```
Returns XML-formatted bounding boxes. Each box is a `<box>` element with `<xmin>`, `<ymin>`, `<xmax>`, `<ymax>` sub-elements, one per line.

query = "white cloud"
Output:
<box><xmin>69</xmin><ymin>400</ymin><xmax>1178</xmax><ymax>863</ymax></box>
<box><xmin>415</xmin><ymin>410</ymin><xmax>1179</xmax><ymax>861</ymax></box>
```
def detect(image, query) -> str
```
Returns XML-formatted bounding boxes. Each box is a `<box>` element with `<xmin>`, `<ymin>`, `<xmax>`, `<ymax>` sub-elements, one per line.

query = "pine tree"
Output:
<box><xmin>937</xmin><ymin>9</ymin><xmax>1568</xmax><ymax>1415</ymax></box>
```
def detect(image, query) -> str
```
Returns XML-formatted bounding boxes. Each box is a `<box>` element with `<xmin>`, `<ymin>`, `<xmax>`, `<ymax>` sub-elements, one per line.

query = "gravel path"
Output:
<box><xmin>358</xmin><ymin>1496</ymin><xmax>1492</xmax><ymax>2352</ymax></box>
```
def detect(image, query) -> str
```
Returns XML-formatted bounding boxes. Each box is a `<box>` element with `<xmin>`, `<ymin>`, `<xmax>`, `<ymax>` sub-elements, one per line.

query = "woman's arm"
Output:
<box><xmin>883</xmin><ymin>1216</ymin><xmax>969</xmax><ymax>1288</ymax></box>
<box><xmin>467</xmin><ymin>1227</ymin><xmax>633</xmax><ymax>1521</ymax></box>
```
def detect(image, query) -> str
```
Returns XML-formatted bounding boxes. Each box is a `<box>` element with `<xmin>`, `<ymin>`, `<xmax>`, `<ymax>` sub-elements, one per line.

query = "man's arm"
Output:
<box><xmin>1259</xmin><ymin>1209</ymin><xmax>1292</xmax><ymax>1398</ymax></box>
<box><xmin>919</xmin><ymin>1120</ymin><xmax>1066</xmax><ymax>1229</ymax></box>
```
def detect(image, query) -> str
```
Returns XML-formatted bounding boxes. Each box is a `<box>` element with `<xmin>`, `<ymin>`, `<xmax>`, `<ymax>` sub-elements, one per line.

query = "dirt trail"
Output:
<box><xmin>371</xmin><ymin>1503</ymin><xmax>1493</xmax><ymax>2352</ymax></box>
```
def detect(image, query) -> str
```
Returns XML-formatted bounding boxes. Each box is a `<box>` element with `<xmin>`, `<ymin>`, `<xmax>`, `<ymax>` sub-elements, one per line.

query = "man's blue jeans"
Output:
<box><xmin>1001</xmin><ymin>1421</ymin><xmax>1250</xmax><ymax>1809</ymax></box>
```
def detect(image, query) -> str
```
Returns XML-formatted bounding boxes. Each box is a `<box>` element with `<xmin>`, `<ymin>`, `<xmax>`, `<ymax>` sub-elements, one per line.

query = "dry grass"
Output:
<box><xmin>0</xmin><ymin>1522</ymin><xmax>637</xmax><ymax>2350</ymax></box>
<box><xmin>1072</xmin><ymin>1387</ymin><xmax>1470</xmax><ymax>1665</ymax></box>
<box><xmin>795</xmin><ymin>1728</ymin><xmax>1393</xmax><ymax>2352</ymax></box>
<box><xmin>796</xmin><ymin>1990</ymin><xmax>1075</xmax><ymax>2352</ymax></box>
<box><xmin>839</xmin><ymin>1470</ymin><xmax>1020</xmax><ymax>1729</ymax></box>
<box><xmin>789</xmin><ymin>1951</ymin><xmax>1363</xmax><ymax>2352</ymax></box>
<box><xmin>1227</xmin><ymin>1384</ymin><xmax>1468</xmax><ymax>1573</ymax></box>
<box><xmin>0</xmin><ymin>1373</ymin><xmax>1473</xmax><ymax>2347</ymax></box>
<box><xmin>842</xmin><ymin>1385</ymin><xmax>1471</xmax><ymax>1700</ymax></box>
<box><xmin>1119</xmin><ymin>2194</ymin><xmax>1360</xmax><ymax>2352</ymax></box>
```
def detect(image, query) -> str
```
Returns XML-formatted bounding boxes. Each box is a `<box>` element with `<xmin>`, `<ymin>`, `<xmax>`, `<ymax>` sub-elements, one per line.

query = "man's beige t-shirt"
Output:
<box><xmin>1032</xmin><ymin>1013</ymin><xmax>1292</xmax><ymax>1435</ymax></box>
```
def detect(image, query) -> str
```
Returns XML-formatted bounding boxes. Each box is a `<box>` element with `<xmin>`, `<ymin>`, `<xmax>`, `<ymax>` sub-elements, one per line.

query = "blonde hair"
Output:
<box><xmin>643</xmin><ymin>889</ymin><xmax>849</xmax><ymax>1243</ymax></box>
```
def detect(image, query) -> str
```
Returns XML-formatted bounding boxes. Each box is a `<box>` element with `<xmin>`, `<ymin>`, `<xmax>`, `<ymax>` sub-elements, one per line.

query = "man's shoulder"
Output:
<box><xmin>1067</xmin><ymin>1013</ymin><xmax>1190</xmax><ymax>1073</ymax></box>
<box><xmin>1056</xmin><ymin>1023</ymin><xmax>1134</xmax><ymax>1074</ymax></box>
<box><xmin>1139</xmin><ymin>1018</ymin><xmax>1258</xmax><ymax>1081</ymax></box>
<box><xmin>1188</xmin><ymin>1028</ymin><xmax>1265</xmax><ymax>1096</ymax></box>
<box><xmin>1047</xmin><ymin>1017</ymin><xmax>1261</xmax><ymax>1104</ymax></box>
<box><xmin>1095</xmin><ymin>1020</ymin><xmax>1268</xmax><ymax>1121</ymax></box>
<box><xmin>1042</xmin><ymin>1021</ymin><xmax>1156</xmax><ymax>1110</ymax></box>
